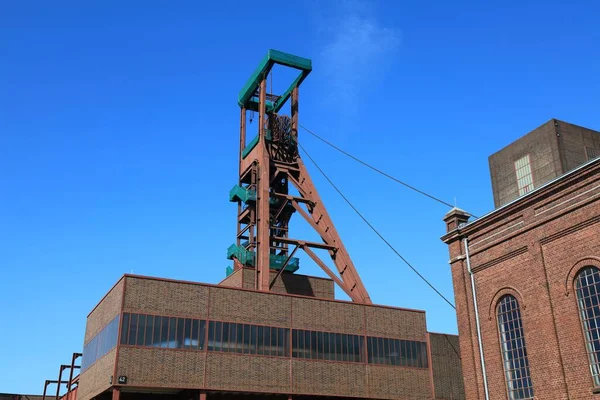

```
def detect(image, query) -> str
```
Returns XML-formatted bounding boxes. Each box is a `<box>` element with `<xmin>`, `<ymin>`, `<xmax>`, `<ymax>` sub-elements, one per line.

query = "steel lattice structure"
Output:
<box><xmin>227</xmin><ymin>49</ymin><xmax>371</xmax><ymax>304</ymax></box>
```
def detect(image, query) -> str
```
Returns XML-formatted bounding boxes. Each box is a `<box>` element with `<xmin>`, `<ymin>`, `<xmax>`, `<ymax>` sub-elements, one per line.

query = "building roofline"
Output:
<box><xmin>86</xmin><ymin>275</ymin><xmax>125</xmax><ymax>318</ymax></box>
<box><xmin>119</xmin><ymin>273</ymin><xmax>427</xmax><ymax>314</ymax></box>
<box><xmin>443</xmin><ymin>155</ymin><xmax>600</xmax><ymax>241</ymax></box>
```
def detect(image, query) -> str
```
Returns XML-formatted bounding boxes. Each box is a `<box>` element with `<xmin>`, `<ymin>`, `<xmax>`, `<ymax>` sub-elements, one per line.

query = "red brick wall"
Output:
<box><xmin>443</xmin><ymin>159</ymin><xmax>600</xmax><ymax>400</ymax></box>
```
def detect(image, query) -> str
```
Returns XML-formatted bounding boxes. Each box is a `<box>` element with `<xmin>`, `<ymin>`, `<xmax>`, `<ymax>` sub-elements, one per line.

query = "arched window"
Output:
<box><xmin>497</xmin><ymin>295</ymin><xmax>534</xmax><ymax>399</ymax></box>
<box><xmin>575</xmin><ymin>266</ymin><xmax>600</xmax><ymax>386</ymax></box>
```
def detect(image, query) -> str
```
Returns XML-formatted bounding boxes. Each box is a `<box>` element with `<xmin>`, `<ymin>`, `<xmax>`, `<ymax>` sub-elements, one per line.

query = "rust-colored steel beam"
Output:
<box><xmin>67</xmin><ymin>353</ymin><xmax>82</xmax><ymax>399</ymax></box>
<box><xmin>256</xmin><ymin>77</ymin><xmax>271</xmax><ymax>292</ymax></box>
<box><xmin>56</xmin><ymin>365</ymin><xmax>70</xmax><ymax>400</ymax></box>
<box><xmin>303</xmin><ymin>246</ymin><xmax>355</xmax><ymax>299</ymax></box>
<box><xmin>232</xmin><ymin>51</ymin><xmax>371</xmax><ymax>302</ymax></box>
<box><xmin>292</xmin><ymin>158</ymin><xmax>372</xmax><ymax>303</ymax></box>
<box><xmin>269</xmin><ymin>245</ymin><xmax>299</xmax><ymax>289</ymax></box>
<box><xmin>272</xmin><ymin>236</ymin><xmax>337</xmax><ymax>252</ymax></box>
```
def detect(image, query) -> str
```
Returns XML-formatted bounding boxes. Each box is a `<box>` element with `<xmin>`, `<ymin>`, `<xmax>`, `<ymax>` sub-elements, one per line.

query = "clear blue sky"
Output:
<box><xmin>1</xmin><ymin>0</ymin><xmax>599</xmax><ymax>393</ymax></box>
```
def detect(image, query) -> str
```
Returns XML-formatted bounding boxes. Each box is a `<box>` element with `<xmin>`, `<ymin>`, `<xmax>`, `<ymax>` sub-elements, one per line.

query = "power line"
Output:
<box><xmin>298</xmin><ymin>142</ymin><xmax>457</xmax><ymax>310</ymax></box>
<box><xmin>299</xmin><ymin>124</ymin><xmax>478</xmax><ymax>219</ymax></box>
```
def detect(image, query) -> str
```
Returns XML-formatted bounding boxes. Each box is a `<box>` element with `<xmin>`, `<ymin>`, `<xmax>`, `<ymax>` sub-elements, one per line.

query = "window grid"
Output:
<box><xmin>292</xmin><ymin>329</ymin><xmax>364</xmax><ymax>363</ymax></box>
<box><xmin>82</xmin><ymin>314</ymin><xmax>119</xmax><ymax>372</ymax></box>
<box><xmin>115</xmin><ymin>313</ymin><xmax>428</xmax><ymax>369</ymax></box>
<box><xmin>497</xmin><ymin>295</ymin><xmax>534</xmax><ymax>400</ymax></box>
<box><xmin>514</xmin><ymin>155</ymin><xmax>534</xmax><ymax>196</ymax></box>
<box><xmin>575</xmin><ymin>266</ymin><xmax>600</xmax><ymax>386</ymax></box>
<box><xmin>120</xmin><ymin>312</ymin><xmax>206</xmax><ymax>350</ymax></box>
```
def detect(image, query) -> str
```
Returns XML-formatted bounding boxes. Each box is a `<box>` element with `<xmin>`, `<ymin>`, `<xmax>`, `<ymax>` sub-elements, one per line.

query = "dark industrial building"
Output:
<box><xmin>489</xmin><ymin>119</ymin><xmax>600</xmax><ymax>207</ymax></box>
<box><xmin>29</xmin><ymin>50</ymin><xmax>465</xmax><ymax>400</ymax></box>
<box><xmin>443</xmin><ymin>119</ymin><xmax>600</xmax><ymax>399</ymax></box>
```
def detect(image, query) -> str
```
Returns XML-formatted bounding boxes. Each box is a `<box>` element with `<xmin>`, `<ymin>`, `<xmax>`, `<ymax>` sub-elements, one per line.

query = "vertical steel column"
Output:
<box><xmin>236</xmin><ymin>107</ymin><xmax>247</xmax><ymax>253</ymax></box>
<box><xmin>199</xmin><ymin>391</ymin><xmax>206</xmax><ymax>400</ymax></box>
<box><xmin>42</xmin><ymin>380</ymin><xmax>51</xmax><ymax>400</ymax></box>
<box><xmin>67</xmin><ymin>353</ymin><xmax>82</xmax><ymax>400</ymax></box>
<box><xmin>256</xmin><ymin>77</ymin><xmax>271</xmax><ymax>291</ymax></box>
<box><xmin>112</xmin><ymin>387</ymin><xmax>120</xmax><ymax>400</ymax></box>
<box><xmin>55</xmin><ymin>366</ymin><xmax>69</xmax><ymax>400</ymax></box>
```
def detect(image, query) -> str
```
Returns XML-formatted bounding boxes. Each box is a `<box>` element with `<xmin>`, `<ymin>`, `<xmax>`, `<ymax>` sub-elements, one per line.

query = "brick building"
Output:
<box><xmin>442</xmin><ymin>119</ymin><xmax>600</xmax><ymax>399</ymax></box>
<box><xmin>74</xmin><ymin>272</ymin><xmax>464</xmax><ymax>400</ymax></box>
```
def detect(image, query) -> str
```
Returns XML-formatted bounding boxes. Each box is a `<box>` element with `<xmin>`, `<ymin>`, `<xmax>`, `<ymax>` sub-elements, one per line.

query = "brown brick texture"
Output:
<box><xmin>429</xmin><ymin>333</ymin><xmax>465</xmax><ymax>400</ymax></box>
<box><xmin>78</xmin><ymin>348</ymin><xmax>116</xmax><ymax>400</ymax></box>
<box><xmin>123</xmin><ymin>277</ymin><xmax>208</xmax><ymax>319</ymax></box>
<box><xmin>220</xmin><ymin>268</ymin><xmax>335</xmax><ymax>299</ymax></box>
<box><xmin>116</xmin><ymin>347</ymin><xmax>204</xmax><ymax>388</ymax></box>
<box><xmin>443</xmin><ymin>159</ymin><xmax>600</xmax><ymax>400</ymax></box>
<box><xmin>368</xmin><ymin>365</ymin><xmax>432</xmax><ymax>399</ymax></box>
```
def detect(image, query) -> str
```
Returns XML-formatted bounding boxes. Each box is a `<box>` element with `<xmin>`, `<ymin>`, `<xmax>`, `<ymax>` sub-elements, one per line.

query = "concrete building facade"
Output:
<box><xmin>489</xmin><ymin>119</ymin><xmax>600</xmax><ymax>207</ymax></box>
<box><xmin>443</xmin><ymin>120</ymin><xmax>600</xmax><ymax>400</ymax></box>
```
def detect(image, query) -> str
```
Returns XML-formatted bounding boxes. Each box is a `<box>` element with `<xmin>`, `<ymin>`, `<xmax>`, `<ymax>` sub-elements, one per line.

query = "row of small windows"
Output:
<box><xmin>118</xmin><ymin>313</ymin><xmax>428</xmax><ymax>368</ymax></box>
<box><xmin>495</xmin><ymin>265</ymin><xmax>600</xmax><ymax>399</ymax></box>
<box><xmin>367</xmin><ymin>336</ymin><xmax>428</xmax><ymax>368</ymax></box>
<box><xmin>120</xmin><ymin>313</ymin><xmax>206</xmax><ymax>350</ymax></box>
<box><xmin>81</xmin><ymin>315</ymin><xmax>119</xmax><ymax>372</ymax></box>
<box><xmin>208</xmin><ymin>321</ymin><xmax>289</xmax><ymax>357</ymax></box>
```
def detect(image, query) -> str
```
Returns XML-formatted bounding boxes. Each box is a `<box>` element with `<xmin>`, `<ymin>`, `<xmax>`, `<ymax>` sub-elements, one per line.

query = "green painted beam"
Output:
<box><xmin>241</xmin><ymin>135</ymin><xmax>259</xmax><ymax>159</ymax></box>
<box><xmin>238</xmin><ymin>49</ymin><xmax>312</xmax><ymax>109</ymax></box>
<box><xmin>272</xmin><ymin>71</ymin><xmax>309</xmax><ymax>113</ymax></box>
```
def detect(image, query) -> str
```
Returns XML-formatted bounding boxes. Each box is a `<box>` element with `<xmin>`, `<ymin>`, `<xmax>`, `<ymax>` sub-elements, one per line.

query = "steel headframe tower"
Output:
<box><xmin>227</xmin><ymin>49</ymin><xmax>371</xmax><ymax>304</ymax></box>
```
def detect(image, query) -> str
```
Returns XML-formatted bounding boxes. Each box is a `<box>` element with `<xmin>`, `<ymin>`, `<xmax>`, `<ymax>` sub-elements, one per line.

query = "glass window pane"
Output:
<box><xmin>257</xmin><ymin>326</ymin><xmax>264</xmax><ymax>355</ymax></box>
<box><xmin>199</xmin><ymin>320</ymin><xmax>206</xmax><ymax>350</ymax></box>
<box><xmin>184</xmin><ymin>318</ymin><xmax>193</xmax><ymax>348</ymax></box>
<box><xmin>136</xmin><ymin>315</ymin><xmax>146</xmax><ymax>346</ymax></box>
<box><xmin>153</xmin><ymin>316</ymin><xmax>162</xmax><ymax>347</ymax></box>
<box><xmin>497</xmin><ymin>295</ymin><xmax>534</xmax><ymax>399</ymax></box>
<box><xmin>243</xmin><ymin>325</ymin><xmax>251</xmax><ymax>354</ymax></box>
<box><xmin>283</xmin><ymin>329</ymin><xmax>290</xmax><ymax>357</ymax></box>
<box><xmin>120</xmin><ymin>313</ymin><xmax>130</xmax><ymax>345</ymax></box>
<box><xmin>176</xmin><ymin>318</ymin><xmax>185</xmax><ymax>349</ymax></box>
<box><xmin>190</xmin><ymin>319</ymin><xmax>199</xmax><ymax>349</ymax></box>
<box><xmin>222</xmin><ymin>322</ymin><xmax>230</xmax><ymax>352</ymax></box>
<box><xmin>263</xmin><ymin>325</ymin><xmax>271</xmax><ymax>356</ymax></box>
<box><xmin>310</xmin><ymin>331</ymin><xmax>318</xmax><ymax>359</ymax></box>
<box><xmin>128</xmin><ymin>314</ymin><xmax>138</xmax><ymax>346</ymax></box>
<box><xmin>250</xmin><ymin>325</ymin><xmax>258</xmax><ymax>355</ymax></box>
<box><xmin>144</xmin><ymin>315</ymin><xmax>154</xmax><ymax>347</ymax></box>
<box><xmin>168</xmin><ymin>317</ymin><xmax>177</xmax><ymax>348</ymax></box>
<box><xmin>160</xmin><ymin>316</ymin><xmax>169</xmax><ymax>348</ymax></box>
<box><xmin>576</xmin><ymin>266</ymin><xmax>600</xmax><ymax>387</ymax></box>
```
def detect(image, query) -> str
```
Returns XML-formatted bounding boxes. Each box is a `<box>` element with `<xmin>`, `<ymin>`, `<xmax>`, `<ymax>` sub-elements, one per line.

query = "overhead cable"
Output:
<box><xmin>298</xmin><ymin>142</ymin><xmax>457</xmax><ymax>310</ymax></box>
<box><xmin>299</xmin><ymin>124</ymin><xmax>478</xmax><ymax>219</ymax></box>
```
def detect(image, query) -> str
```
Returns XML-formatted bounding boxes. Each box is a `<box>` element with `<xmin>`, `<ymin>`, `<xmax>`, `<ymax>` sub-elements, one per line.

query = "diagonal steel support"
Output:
<box><xmin>302</xmin><ymin>247</ymin><xmax>354</xmax><ymax>299</ymax></box>
<box><xmin>269</xmin><ymin>245</ymin><xmax>299</xmax><ymax>289</ymax></box>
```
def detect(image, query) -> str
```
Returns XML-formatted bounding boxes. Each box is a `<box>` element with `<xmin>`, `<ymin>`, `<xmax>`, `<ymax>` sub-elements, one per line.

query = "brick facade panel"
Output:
<box><xmin>291</xmin><ymin>360</ymin><xmax>367</xmax><ymax>397</ymax></box>
<box><xmin>77</xmin><ymin>348</ymin><xmax>116</xmax><ymax>400</ymax></box>
<box><xmin>365</xmin><ymin>306</ymin><xmax>427</xmax><ymax>341</ymax></box>
<box><xmin>116</xmin><ymin>347</ymin><xmax>204</xmax><ymax>388</ymax></box>
<box><xmin>205</xmin><ymin>353</ymin><xmax>289</xmax><ymax>393</ymax></box>
<box><xmin>238</xmin><ymin>269</ymin><xmax>335</xmax><ymax>299</ymax></box>
<box><xmin>367</xmin><ymin>365</ymin><xmax>432</xmax><ymax>400</ymax></box>
<box><xmin>209</xmin><ymin>286</ymin><xmax>291</xmax><ymax>327</ymax></box>
<box><xmin>429</xmin><ymin>333</ymin><xmax>465</xmax><ymax>400</ymax></box>
<box><xmin>85</xmin><ymin>279</ymin><xmax>123</xmax><ymax>344</ymax></box>
<box><xmin>123</xmin><ymin>277</ymin><xmax>209</xmax><ymax>319</ymax></box>
<box><xmin>292</xmin><ymin>297</ymin><xmax>363</xmax><ymax>334</ymax></box>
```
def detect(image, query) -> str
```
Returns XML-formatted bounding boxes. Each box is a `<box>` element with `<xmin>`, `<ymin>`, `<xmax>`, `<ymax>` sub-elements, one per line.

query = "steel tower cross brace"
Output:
<box><xmin>228</xmin><ymin>49</ymin><xmax>371</xmax><ymax>304</ymax></box>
